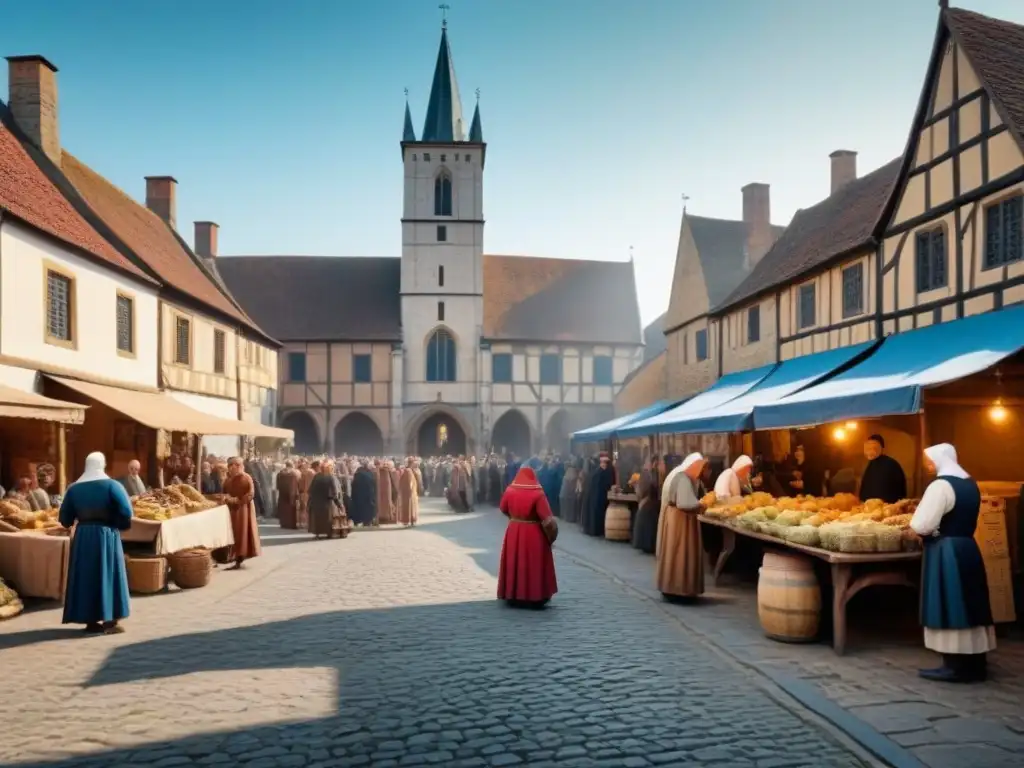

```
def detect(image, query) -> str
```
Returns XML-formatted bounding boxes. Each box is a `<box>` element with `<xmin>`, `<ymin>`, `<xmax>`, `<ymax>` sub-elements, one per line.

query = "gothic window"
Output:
<box><xmin>434</xmin><ymin>171</ymin><xmax>453</xmax><ymax>216</ymax></box>
<box><xmin>426</xmin><ymin>328</ymin><xmax>456</xmax><ymax>382</ymax></box>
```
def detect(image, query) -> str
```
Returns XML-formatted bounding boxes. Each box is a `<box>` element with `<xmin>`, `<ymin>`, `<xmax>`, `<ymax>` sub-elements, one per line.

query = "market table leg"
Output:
<box><xmin>712</xmin><ymin>528</ymin><xmax>736</xmax><ymax>586</ymax></box>
<box><xmin>830</xmin><ymin>562</ymin><xmax>852</xmax><ymax>655</ymax></box>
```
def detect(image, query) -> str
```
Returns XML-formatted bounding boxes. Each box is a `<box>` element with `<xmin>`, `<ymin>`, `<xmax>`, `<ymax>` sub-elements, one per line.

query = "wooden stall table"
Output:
<box><xmin>122</xmin><ymin>505</ymin><xmax>234</xmax><ymax>555</ymax></box>
<box><xmin>699</xmin><ymin>515</ymin><xmax>921</xmax><ymax>655</ymax></box>
<box><xmin>0</xmin><ymin>530</ymin><xmax>70</xmax><ymax>601</ymax></box>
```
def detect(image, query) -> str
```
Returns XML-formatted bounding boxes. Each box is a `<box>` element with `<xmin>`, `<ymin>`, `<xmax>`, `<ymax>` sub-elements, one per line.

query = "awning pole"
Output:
<box><xmin>916</xmin><ymin>411</ymin><xmax>928</xmax><ymax>497</ymax></box>
<box><xmin>194</xmin><ymin>433</ymin><xmax>203</xmax><ymax>491</ymax></box>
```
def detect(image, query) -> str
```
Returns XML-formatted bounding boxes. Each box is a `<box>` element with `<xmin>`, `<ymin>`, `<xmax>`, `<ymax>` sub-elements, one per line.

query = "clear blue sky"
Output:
<box><xmin>3</xmin><ymin>0</ymin><xmax>1024</xmax><ymax>326</ymax></box>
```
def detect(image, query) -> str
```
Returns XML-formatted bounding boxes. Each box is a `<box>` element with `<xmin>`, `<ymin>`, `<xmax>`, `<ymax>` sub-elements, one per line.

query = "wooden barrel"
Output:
<box><xmin>604</xmin><ymin>502</ymin><xmax>631</xmax><ymax>542</ymax></box>
<box><xmin>757</xmin><ymin>552</ymin><xmax>821</xmax><ymax>643</ymax></box>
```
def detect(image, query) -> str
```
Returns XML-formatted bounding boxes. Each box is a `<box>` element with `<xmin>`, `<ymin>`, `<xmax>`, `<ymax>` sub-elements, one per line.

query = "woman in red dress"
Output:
<box><xmin>497</xmin><ymin>466</ymin><xmax>558</xmax><ymax>608</ymax></box>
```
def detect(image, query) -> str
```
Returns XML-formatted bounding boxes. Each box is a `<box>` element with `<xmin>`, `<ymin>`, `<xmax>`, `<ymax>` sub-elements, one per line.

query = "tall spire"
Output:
<box><xmin>403</xmin><ymin>89</ymin><xmax>416</xmax><ymax>142</ymax></box>
<box><xmin>421</xmin><ymin>21</ymin><xmax>465</xmax><ymax>142</ymax></box>
<box><xmin>468</xmin><ymin>89</ymin><xmax>483</xmax><ymax>142</ymax></box>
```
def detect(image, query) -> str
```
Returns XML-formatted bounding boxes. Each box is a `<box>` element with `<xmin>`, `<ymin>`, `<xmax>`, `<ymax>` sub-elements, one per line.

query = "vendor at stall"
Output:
<box><xmin>782</xmin><ymin>444</ymin><xmax>824</xmax><ymax>497</ymax></box>
<box><xmin>859</xmin><ymin>434</ymin><xmax>907</xmax><ymax>503</ymax></box>
<box><xmin>713</xmin><ymin>455</ymin><xmax>753</xmax><ymax>501</ymax></box>
<box><xmin>118</xmin><ymin>460</ymin><xmax>147</xmax><ymax>497</ymax></box>
<box><xmin>911</xmin><ymin>443</ymin><xmax>995</xmax><ymax>683</ymax></box>
<box><xmin>656</xmin><ymin>452</ymin><xmax>707</xmax><ymax>602</ymax></box>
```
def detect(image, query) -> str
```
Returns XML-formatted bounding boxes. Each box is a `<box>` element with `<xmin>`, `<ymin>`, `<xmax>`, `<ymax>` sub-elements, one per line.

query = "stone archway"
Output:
<box><xmin>333</xmin><ymin>412</ymin><xmax>384</xmax><ymax>456</ymax></box>
<box><xmin>491</xmin><ymin>409</ymin><xmax>531</xmax><ymax>458</ymax></box>
<box><xmin>546</xmin><ymin>409</ymin><xmax>571</xmax><ymax>455</ymax></box>
<box><xmin>416</xmin><ymin>412</ymin><xmax>467</xmax><ymax>457</ymax></box>
<box><xmin>282</xmin><ymin>411</ymin><xmax>320</xmax><ymax>454</ymax></box>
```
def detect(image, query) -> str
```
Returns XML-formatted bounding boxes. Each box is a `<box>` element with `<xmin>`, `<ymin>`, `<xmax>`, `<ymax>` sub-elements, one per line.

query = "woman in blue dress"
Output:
<box><xmin>911</xmin><ymin>443</ymin><xmax>996</xmax><ymax>682</ymax></box>
<box><xmin>59</xmin><ymin>452</ymin><xmax>133</xmax><ymax>635</ymax></box>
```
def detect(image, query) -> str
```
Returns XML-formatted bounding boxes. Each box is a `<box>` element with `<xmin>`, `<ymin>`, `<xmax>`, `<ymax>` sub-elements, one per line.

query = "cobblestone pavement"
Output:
<box><xmin>549</xmin><ymin>517</ymin><xmax>1024</xmax><ymax>768</ymax></box>
<box><xmin>0</xmin><ymin>498</ymin><xmax>874</xmax><ymax>768</ymax></box>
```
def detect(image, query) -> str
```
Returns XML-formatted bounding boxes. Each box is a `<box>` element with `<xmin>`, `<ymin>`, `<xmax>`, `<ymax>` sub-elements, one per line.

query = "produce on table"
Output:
<box><xmin>132</xmin><ymin>484</ymin><xmax>219</xmax><ymax>521</ymax></box>
<box><xmin>704</xmin><ymin>492</ymin><xmax>921</xmax><ymax>552</ymax></box>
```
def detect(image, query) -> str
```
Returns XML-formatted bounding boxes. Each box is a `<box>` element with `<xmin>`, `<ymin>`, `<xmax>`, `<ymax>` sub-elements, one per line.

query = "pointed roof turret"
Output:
<box><xmin>403</xmin><ymin>94</ymin><xmax>417</xmax><ymax>142</ymax></box>
<box><xmin>468</xmin><ymin>92</ymin><xmax>483</xmax><ymax>143</ymax></box>
<box><xmin>421</xmin><ymin>25</ymin><xmax>465</xmax><ymax>142</ymax></box>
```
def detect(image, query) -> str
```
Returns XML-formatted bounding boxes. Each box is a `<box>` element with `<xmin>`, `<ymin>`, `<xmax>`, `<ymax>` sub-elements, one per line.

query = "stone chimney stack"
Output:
<box><xmin>830</xmin><ymin>150</ymin><xmax>858</xmax><ymax>194</ymax></box>
<box><xmin>145</xmin><ymin>176</ymin><xmax>177</xmax><ymax>229</ymax></box>
<box><xmin>194</xmin><ymin>221</ymin><xmax>219</xmax><ymax>258</ymax></box>
<box><xmin>741</xmin><ymin>182</ymin><xmax>772</xmax><ymax>269</ymax></box>
<box><xmin>6</xmin><ymin>55</ymin><xmax>60</xmax><ymax>165</ymax></box>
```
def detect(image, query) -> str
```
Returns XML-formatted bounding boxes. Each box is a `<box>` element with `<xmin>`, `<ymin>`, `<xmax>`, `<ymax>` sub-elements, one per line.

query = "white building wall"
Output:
<box><xmin>168</xmin><ymin>390</ymin><xmax>240</xmax><ymax>457</ymax></box>
<box><xmin>0</xmin><ymin>219</ymin><xmax>159</xmax><ymax>388</ymax></box>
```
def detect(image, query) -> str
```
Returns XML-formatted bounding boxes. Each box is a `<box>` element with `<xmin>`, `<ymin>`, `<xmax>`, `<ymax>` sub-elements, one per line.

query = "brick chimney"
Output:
<box><xmin>830</xmin><ymin>150</ymin><xmax>857</xmax><ymax>194</ymax></box>
<box><xmin>6</xmin><ymin>55</ymin><xmax>60</xmax><ymax>165</ymax></box>
<box><xmin>741</xmin><ymin>182</ymin><xmax>772</xmax><ymax>269</ymax></box>
<box><xmin>145</xmin><ymin>176</ymin><xmax>177</xmax><ymax>229</ymax></box>
<box><xmin>194</xmin><ymin>221</ymin><xmax>219</xmax><ymax>259</ymax></box>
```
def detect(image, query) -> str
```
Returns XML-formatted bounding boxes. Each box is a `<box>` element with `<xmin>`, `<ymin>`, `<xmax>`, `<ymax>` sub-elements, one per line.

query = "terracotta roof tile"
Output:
<box><xmin>947</xmin><ymin>8</ymin><xmax>1024</xmax><ymax>142</ymax></box>
<box><xmin>482</xmin><ymin>254</ymin><xmax>642</xmax><ymax>344</ymax></box>
<box><xmin>59</xmin><ymin>152</ymin><xmax>266</xmax><ymax>336</ymax></box>
<box><xmin>715</xmin><ymin>158</ymin><xmax>902</xmax><ymax>313</ymax></box>
<box><xmin>0</xmin><ymin>110</ymin><xmax>152</xmax><ymax>282</ymax></box>
<box><xmin>215</xmin><ymin>256</ymin><xmax>402</xmax><ymax>342</ymax></box>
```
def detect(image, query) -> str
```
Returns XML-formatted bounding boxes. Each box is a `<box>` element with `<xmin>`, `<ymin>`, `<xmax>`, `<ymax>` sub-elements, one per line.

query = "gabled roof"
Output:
<box><xmin>0</xmin><ymin>104</ymin><xmax>153</xmax><ymax>283</ymax></box>
<box><xmin>715</xmin><ymin>158</ymin><xmax>902</xmax><ymax>314</ymax></box>
<box><xmin>642</xmin><ymin>312</ymin><xmax>667</xmax><ymax>363</ymax></box>
<box><xmin>214</xmin><ymin>256</ymin><xmax>402</xmax><ymax>342</ymax></box>
<box><xmin>946</xmin><ymin>7</ymin><xmax>1024</xmax><ymax>146</ymax></box>
<box><xmin>687</xmin><ymin>215</ymin><xmax>787</xmax><ymax>310</ymax></box>
<box><xmin>57</xmin><ymin>152</ymin><xmax>273</xmax><ymax>343</ymax></box>
<box><xmin>421</xmin><ymin>26</ymin><xmax>465</xmax><ymax>143</ymax></box>
<box><xmin>483</xmin><ymin>255</ymin><xmax>642</xmax><ymax>345</ymax></box>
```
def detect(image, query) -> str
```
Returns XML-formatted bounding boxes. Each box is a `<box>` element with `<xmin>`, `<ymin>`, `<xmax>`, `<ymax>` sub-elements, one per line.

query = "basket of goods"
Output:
<box><xmin>774</xmin><ymin>509</ymin><xmax>807</xmax><ymax>527</ymax></box>
<box><xmin>780</xmin><ymin>525</ymin><xmax>821</xmax><ymax>548</ymax></box>
<box><xmin>869</xmin><ymin>523</ymin><xmax>903</xmax><ymax>553</ymax></box>
<box><xmin>838</xmin><ymin>525</ymin><xmax>878</xmax><ymax>554</ymax></box>
<box><xmin>125</xmin><ymin>555</ymin><xmax>167</xmax><ymax>594</ymax></box>
<box><xmin>0</xmin><ymin>577</ymin><xmax>23</xmax><ymax>620</ymax></box>
<box><xmin>736</xmin><ymin>510</ymin><xmax>769</xmax><ymax>531</ymax></box>
<box><xmin>168</xmin><ymin>548</ymin><xmax>212</xmax><ymax>589</ymax></box>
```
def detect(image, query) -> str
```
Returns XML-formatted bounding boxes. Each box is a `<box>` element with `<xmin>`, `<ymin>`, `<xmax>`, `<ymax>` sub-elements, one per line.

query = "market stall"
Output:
<box><xmin>122</xmin><ymin>484</ymin><xmax>234</xmax><ymax>555</ymax></box>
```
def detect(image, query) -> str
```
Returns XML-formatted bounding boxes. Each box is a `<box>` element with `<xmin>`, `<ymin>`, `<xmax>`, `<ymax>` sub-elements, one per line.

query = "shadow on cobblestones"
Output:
<box><xmin>6</xmin><ymin>501</ymin><xmax>871</xmax><ymax>768</ymax></box>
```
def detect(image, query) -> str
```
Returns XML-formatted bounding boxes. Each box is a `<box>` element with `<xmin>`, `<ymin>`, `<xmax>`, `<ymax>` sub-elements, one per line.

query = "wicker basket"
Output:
<box><xmin>125</xmin><ymin>555</ymin><xmax>167</xmax><ymax>594</ymax></box>
<box><xmin>168</xmin><ymin>548</ymin><xmax>213</xmax><ymax>589</ymax></box>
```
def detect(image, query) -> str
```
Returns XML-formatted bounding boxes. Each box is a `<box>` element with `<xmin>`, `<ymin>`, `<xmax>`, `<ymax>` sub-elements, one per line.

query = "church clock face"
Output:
<box><xmin>437</xmin><ymin>422</ymin><xmax>449</xmax><ymax>449</ymax></box>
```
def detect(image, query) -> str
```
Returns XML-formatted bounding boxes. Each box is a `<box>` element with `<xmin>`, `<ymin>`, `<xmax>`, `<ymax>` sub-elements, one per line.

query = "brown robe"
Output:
<box><xmin>655</xmin><ymin>466</ymin><xmax>703</xmax><ymax>597</ymax></box>
<box><xmin>413</xmin><ymin>467</ymin><xmax>424</xmax><ymax>497</ymax></box>
<box><xmin>223</xmin><ymin>471</ymin><xmax>263</xmax><ymax>561</ymax></box>
<box><xmin>377</xmin><ymin>466</ymin><xmax>396</xmax><ymax>524</ymax></box>
<box><xmin>397</xmin><ymin>468</ymin><xmax>419</xmax><ymax>525</ymax></box>
<box><xmin>298</xmin><ymin>467</ymin><xmax>315</xmax><ymax>529</ymax></box>
<box><xmin>276</xmin><ymin>468</ymin><xmax>300</xmax><ymax>529</ymax></box>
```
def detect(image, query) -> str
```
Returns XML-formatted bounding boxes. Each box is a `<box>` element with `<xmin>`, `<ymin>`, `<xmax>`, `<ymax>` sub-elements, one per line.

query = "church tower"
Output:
<box><xmin>400</xmin><ymin>18</ymin><xmax>486</xmax><ymax>444</ymax></box>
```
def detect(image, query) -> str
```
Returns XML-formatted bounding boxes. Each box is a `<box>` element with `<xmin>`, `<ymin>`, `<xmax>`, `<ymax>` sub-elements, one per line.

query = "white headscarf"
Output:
<box><xmin>924</xmin><ymin>443</ymin><xmax>969</xmax><ymax>479</ymax></box>
<box><xmin>76</xmin><ymin>451</ymin><xmax>109</xmax><ymax>484</ymax></box>
<box><xmin>732</xmin><ymin>455</ymin><xmax>753</xmax><ymax>472</ymax></box>
<box><xmin>681</xmin><ymin>452</ymin><xmax>704</xmax><ymax>472</ymax></box>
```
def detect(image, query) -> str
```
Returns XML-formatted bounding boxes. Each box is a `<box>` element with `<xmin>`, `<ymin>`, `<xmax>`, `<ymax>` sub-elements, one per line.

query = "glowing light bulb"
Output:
<box><xmin>989</xmin><ymin>400</ymin><xmax>1008</xmax><ymax>424</ymax></box>
<box><xmin>832</xmin><ymin>427</ymin><xmax>847</xmax><ymax>442</ymax></box>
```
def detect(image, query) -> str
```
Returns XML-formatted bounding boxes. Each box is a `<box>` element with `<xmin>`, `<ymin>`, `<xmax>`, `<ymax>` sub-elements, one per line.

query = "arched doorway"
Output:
<box><xmin>546</xmin><ymin>410</ymin><xmax>571</xmax><ymax>456</ymax></box>
<box><xmin>416</xmin><ymin>412</ymin><xmax>467</xmax><ymax>457</ymax></box>
<box><xmin>333</xmin><ymin>412</ymin><xmax>384</xmax><ymax>456</ymax></box>
<box><xmin>491</xmin><ymin>410</ymin><xmax>531</xmax><ymax>457</ymax></box>
<box><xmin>282</xmin><ymin>411</ymin><xmax>320</xmax><ymax>454</ymax></box>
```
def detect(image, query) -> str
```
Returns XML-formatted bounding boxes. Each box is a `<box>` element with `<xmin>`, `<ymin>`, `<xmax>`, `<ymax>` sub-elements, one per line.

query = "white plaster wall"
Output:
<box><xmin>168</xmin><ymin>390</ymin><xmax>240</xmax><ymax>456</ymax></box>
<box><xmin>0</xmin><ymin>220</ymin><xmax>159</xmax><ymax>387</ymax></box>
<box><xmin>0</xmin><ymin>362</ymin><xmax>40</xmax><ymax>392</ymax></box>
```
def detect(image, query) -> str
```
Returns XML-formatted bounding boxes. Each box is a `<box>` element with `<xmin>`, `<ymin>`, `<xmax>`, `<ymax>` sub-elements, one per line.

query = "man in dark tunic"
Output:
<box><xmin>582</xmin><ymin>453</ymin><xmax>615</xmax><ymax>537</ymax></box>
<box><xmin>348</xmin><ymin>463</ymin><xmax>377</xmax><ymax>526</ymax></box>
<box><xmin>859</xmin><ymin>434</ymin><xmax>907</xmax><ymax>503</ymax></box>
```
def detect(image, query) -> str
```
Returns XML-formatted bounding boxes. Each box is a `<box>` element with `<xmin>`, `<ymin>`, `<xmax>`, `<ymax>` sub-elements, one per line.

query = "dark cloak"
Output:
<box><xmin>860</xmin><ymin>454</ymin><xmax>907</xmax><ymax>503</ymax></box>
<box><xmin>349</xmin><ymin>467</ymin><xmax>377</xmax><ymax>525</ymax></box>
<box><xmin>582</xmin><ymin>464</ymin><xmax>615</xmax><ymax>537</ymax></box>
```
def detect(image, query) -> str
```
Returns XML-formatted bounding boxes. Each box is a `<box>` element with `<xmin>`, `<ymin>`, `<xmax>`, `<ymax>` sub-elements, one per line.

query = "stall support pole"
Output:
<box><xmin>57</xmin><ymin>423</ymin><xmax>67</xmax><ymax>493</ymax></box>
<box><xmin>916</xmin><ymin>411</ymin><xmax>928</xmax><ymax>497</ymax></box>
<box><xmin>194</xmin><ymin>434</ymin><xmax>204</xmax><ymax>490</ymax></box>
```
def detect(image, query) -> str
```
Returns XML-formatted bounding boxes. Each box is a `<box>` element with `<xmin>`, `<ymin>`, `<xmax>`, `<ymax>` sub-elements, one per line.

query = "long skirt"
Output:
<box><xmin>632</xmin><ymin>500</ymin><xmax>659</xmax><ymax>554</ymax></box>
<box><xmin>921</xmin><ymin>535</ymin><xmax>996</xmax><ymax>653</ymax></box>
<box><xmin>63</xmin><ymin>524</ymin><xmax>130</xmax><ymax>625</ymax></box>
<box><xmin>297</xmin><ymin>493</ymin><xmax>309</xmax><ymax>529</ymax></box>
<box><xmin>308</xmin><ymin>501</ymin><xmax>334</xmax><ymax>537</ymax></box>
<box><xmin>655</xmin><ymin>505</ymin><xmax>703</xmax><ymax>597</ymax></box>
<box><xmin>227</xmin><ymin>502</ymin><xmax>262</xmax><ymax>560</ymax></box>
<box><xmin>559</xmin><ymin>490</ymin><xmax>578</xmax><ymax>523</ymax></box>
<box><xmin>497</xmin><ymin>520</ymin><xmax>558</xmax><ymax>603</ymax></box>
<box><xmin>277</xmin><ymin>494</ymin><xmax>298</xmax><ymax>529</ymax></box>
